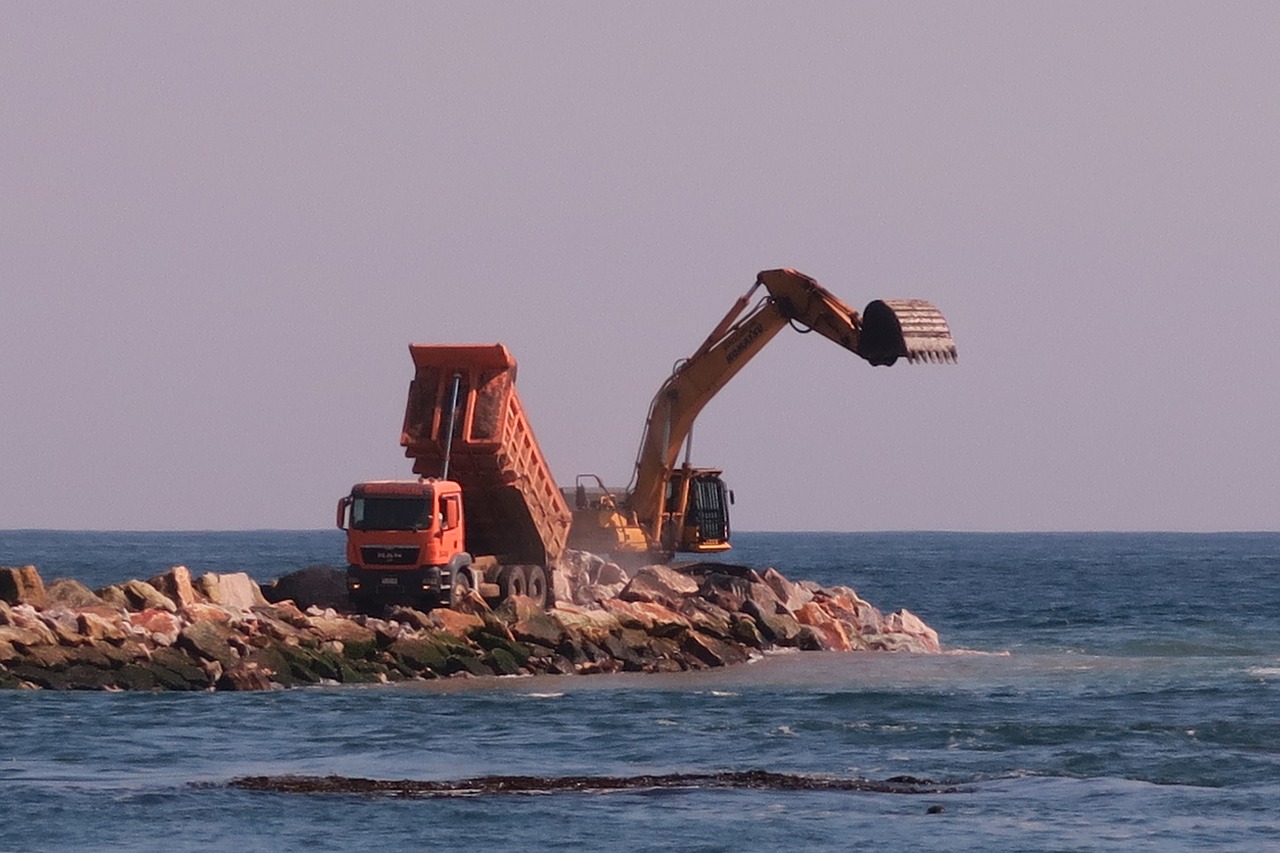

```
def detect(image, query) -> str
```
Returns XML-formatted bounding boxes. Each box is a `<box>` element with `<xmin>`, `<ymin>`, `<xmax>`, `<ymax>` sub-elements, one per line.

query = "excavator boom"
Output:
<box><xmin>755</xmin><ymin>268</ymin><xmax>957</xmax><ymax>366</ymax></box>
<box><xmin>567</xmin><ymin>268</ymin><xmax>956</xmax><ymax>559</ymax></box>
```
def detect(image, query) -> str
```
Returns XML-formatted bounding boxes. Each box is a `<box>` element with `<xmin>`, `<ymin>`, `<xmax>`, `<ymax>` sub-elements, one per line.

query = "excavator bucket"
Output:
<box><xmin>858</xmin><ymin>299</ymin><xmax>958</xmax><ymax>366</ymax></box>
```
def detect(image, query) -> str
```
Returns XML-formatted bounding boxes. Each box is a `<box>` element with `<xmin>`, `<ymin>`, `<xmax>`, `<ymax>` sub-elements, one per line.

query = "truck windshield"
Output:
<box><xmin>351</xmin><ymin>497</ymin><xmax>431</xmax><ymax>531</ymax></box>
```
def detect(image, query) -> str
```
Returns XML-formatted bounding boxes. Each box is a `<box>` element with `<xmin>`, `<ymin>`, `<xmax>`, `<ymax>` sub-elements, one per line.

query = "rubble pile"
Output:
<box><xmin>0</xmin><ymin>554</ymin><xmax>940</xmax><ymax>691</ymax></box>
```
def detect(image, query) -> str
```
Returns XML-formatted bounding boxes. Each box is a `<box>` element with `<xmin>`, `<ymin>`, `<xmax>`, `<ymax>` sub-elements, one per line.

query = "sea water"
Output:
<box><xmin>1</xmin><ymin>530</ymin><xmax>1278</xmax><ymax>852</ymax></box>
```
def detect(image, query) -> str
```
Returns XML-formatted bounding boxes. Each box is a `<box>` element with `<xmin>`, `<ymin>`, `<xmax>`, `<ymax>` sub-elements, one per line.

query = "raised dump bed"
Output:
<box><xmin>400</xmin><ymin>344</ymin><xmax>571</xmax><ymax>567</ymax></box>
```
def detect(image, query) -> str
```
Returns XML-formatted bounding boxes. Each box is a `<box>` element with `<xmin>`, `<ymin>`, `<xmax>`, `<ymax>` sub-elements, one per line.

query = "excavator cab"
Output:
<box><xmin>664</xmin><ymin>466</ymin><xmax>733</xmax><ymax>554</ymax></box>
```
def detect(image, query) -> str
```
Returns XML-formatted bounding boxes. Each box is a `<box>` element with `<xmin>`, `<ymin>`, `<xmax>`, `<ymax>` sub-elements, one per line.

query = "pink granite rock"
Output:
<box><xmin>76</xmin><ymin>610</ymin><xmax>130</xmax><ymax>644</ymax></box>
<box><xmin>121</xmin><ymin>580</ymin><xmax>177</xmax><ymax>613</ymax></box>
<box><xmin>429</xmin><ymin>608</ymin><xmax>485</xmax><ymax>638</ymax></box>
<box><xmin>196</xmin><ymin>572</ymin><xmax>268</xmax><ymax>611</ymax></box>
<box><xmin>149</xmin><ymin>566</ymin><xmax>199</xmax><ymax>609</ymax></box>
<box><xmin>0</xmin><ymin>624</ymin><xmax>52</xmax><ymax>654</ymax></box>
<box><xmin>131</xmin><ymin>608</ymin><xmax>184</xmax><ymax>646</ymax></box>
<box><xmin>306</xmin><ymin>616</ymin><xmax>376</xmax><ymax>647</ymax></box>
<box><xmin>793</xmin><ymin>601</ymin><xmax>854</xmax><ymax>651</ymax></box>
<box><xmin>6</xmin><ymin>605</ymin><xmax>57</xmax><ymax>646</ymax></box>
<box><xmin>181</xmin><ymin>602</ymin><xmax>234</xmax><ymax>625</ymax></box>
<box><xmin>619</xmin><ymin>565</ymin><xmax>700</xmax><ymax>608</ymax></box>
<box><xmin>0</xmin><ymin>566</ymin><xmax>47</xmax><ymax>609</ymax></box>
<box><xmin>37</xmin><ymin>608</ymin><xmax>85</xmax><ymax>646</ymax></box>
<box><xmin>881</xmin><ymin>608</ymin><xmax>941</xmax><ymax>653</ymax></box>
<box><xmin>761</xmin><ymin>567</ymin><xmax>814</xmax><ymax>612</ymax></box>
<box><xmin>550</xmin><ymin>602</ymin><xmax>622</xmax><ymax>644</ymax></box>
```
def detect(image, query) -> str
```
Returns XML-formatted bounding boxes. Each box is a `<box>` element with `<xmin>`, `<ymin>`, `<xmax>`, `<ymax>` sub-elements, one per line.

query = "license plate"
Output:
<box><xmin>380</xmin><ymin>577</ymin><xmax>400</xmax><ymax>586</ymax></box>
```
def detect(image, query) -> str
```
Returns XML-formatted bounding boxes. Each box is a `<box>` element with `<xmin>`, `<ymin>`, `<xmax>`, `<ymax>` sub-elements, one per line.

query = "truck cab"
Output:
<box><xmin>337</xmin><ymin>478</ymin><xmax>471</xmax><ymax>608</ymax></box>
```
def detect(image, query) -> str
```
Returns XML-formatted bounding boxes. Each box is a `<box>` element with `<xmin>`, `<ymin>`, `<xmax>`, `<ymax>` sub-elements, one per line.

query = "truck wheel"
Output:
<box><xmin>523</xmin><ymin>565</ymin><xmax>548</xmax><ymax>609</ymax></box>
<box><xmin>498</xmin><ymin>565</ymin><xmax>527</xmax><ymax>601</ymax></box>
<box><xmin>449</xmin><ymin>570</ymin><xmax>473</xmax><ymax>609</ymax></box>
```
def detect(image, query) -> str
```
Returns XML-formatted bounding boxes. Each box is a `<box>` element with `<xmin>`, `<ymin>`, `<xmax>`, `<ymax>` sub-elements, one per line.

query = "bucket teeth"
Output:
<box><xmin>879</xmin><ymin>299</ymin><xmax>958</xmax><ymax>364</ymax></box>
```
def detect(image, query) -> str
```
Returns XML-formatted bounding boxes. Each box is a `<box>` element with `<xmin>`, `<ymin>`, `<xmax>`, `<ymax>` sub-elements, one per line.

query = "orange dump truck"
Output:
<box><xmin>337</xmin><ymin>344</ymin><xmax>572</xmax><ymax>610</ymax></box>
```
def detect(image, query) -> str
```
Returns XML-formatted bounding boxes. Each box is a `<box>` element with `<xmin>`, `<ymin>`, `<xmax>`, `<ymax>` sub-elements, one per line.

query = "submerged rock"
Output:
<box><xmin>229</xmin><ymin>769</ymin><xmax>964</xmax><ymax>797</ymax></box>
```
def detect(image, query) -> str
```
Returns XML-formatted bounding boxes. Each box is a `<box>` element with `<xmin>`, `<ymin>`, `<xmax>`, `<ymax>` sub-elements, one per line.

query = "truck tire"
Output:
<box><xmin>523</xmin><ymin>565</ymin><xmax>548</xmax><ymax>609</ymax></box>
<box><xmin>498</xmin><ymin>565</ymin><xmax>527</xmax><ymax>601</ymax></box>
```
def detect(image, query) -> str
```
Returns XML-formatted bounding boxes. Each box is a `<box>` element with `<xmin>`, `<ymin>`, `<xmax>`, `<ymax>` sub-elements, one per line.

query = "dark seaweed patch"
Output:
<box><xmin>226</xmin><ymin>770</ymin><xmax>964</xmax><ymax>797</ymax></box>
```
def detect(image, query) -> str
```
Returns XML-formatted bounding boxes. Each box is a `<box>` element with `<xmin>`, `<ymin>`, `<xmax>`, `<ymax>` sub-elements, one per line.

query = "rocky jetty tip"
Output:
<box><xmin>0</xmin><ymin>553</ymin><xmax>941</xmax><ymax>691</ymax></box>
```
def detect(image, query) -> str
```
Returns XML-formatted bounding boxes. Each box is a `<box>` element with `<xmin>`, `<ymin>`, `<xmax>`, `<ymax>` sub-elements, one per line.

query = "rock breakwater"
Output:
<box><xmin>0</xmin><ymin>553</ymin><xmax>940</xmax><ymax>691</ymax></box>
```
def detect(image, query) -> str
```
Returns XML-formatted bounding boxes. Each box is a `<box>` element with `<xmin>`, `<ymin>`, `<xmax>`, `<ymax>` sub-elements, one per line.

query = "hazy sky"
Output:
<box><xmin>3</xmin><ymin>3</ymin><xmax>1277</xmax><ymax>532</ymax></box>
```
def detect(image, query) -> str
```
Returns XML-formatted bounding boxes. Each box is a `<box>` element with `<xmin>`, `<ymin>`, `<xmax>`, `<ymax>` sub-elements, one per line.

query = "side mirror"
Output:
<box><xmin>728</xmin><ymin>490</ymin><xmax>735</xmax><ymax>506</ymax></box>
<box><xmin>336</xmin><ymin>496</ymin><xmax>351</xmax><ymax>530</ymax></box>
<box><xmin>442</xmin><ymin>497</ymin><xmax>461</xmax><ymax>529</ymax></box>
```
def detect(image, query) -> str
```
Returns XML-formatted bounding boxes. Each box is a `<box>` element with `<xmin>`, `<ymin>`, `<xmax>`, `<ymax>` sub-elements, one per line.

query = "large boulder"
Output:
<box><xmin>121</xmin><ymin>580</ymin><xmax>177</xmax><ymax>613</ymax></box>
<box><xmin>305</xmin><ymin>616</ymin><xmax>377</xmax><ymax>654</ymax></box>
<box><xmin>742</xmin><ymin>598</ymin><xmax>805</xmax><ymax>646</ymax></box>
<box><xmin>428</xmin><ymin>608</ymin><xmax>485</xmax><ymax>638</ymax></box>
<box><xmin>76</xmin><ymin>610</ymin><xmax>131</xmax><ymax>644</ymax></box>
<box><xmin>37</xmin><ymin>608</ymin><xmax>86</xmax><ymax>646</ymax></box>
<box><xmin>197</xmin><ymin>572</ymin><xmax>268</xmax><ymax>611</ymax></box>
<box><xmin>680</xmin><ymin>599</ymin><xmax>737</xmax><ymax>641</ymax></box>
<box><xmin>95</xmin><ymin>585</ymin><xmax>131</xmax><ymax>611</ymax></box>
<box><xmin>550</xmin><ymin>602</ymin><xmax>622</xmax><ymax>644</ymax></box>
<box><xmin>492</xmin><ymin>594</ymin><xmax>544</xmax><ymax>627</ymax></box>
<box><xmin>601</xmin><ymin>599</ymin><xmax>691</xmax><ymax>638</ymax></box>
<box><xmin>880</xmin><ymin>608</ymin><xmax>942</xmax><ymax>653</ymax></box>
<box><xmin>695</xmin><ymin>572</ymin><xmax>760</xmax><ymax>615</ymax></box>
<box><xmin>681</xmin><ymin>631</ymin><xmax>750</xmax><ymax>668</ymax></box>
<box><xmin>4</xmin><ymin>605</ymin><xmax>58</xmax><ymax>646</ymax></box>
<box><xmin>821</xmin><ymin>586</ymin><xmax>885</xmax><ymax>635</ymax></box>
<box><xmin>553</xmin><ymin>550</ymin><xmax>607</xmax><ymax>604</ymax></box>
<box><xmin>217</xmin><ymin>662</ymin><xmax>277</xmax><ymax>691</ymax></box>
<box><xmin>177</xmin><ymin>619</ymin><xmax>240</xmax><ymax>670</ymax></box>
<box><xmin>0</xmin><ymin>566</ymin><xmax>47</xmax><ymax>609</ymax></box>
<box><xmin>0</xmin><ymin>623</ymin><xmax>54</xmax><ymax>653</ymax></box>
<box><xmin>181</xmin><ymin>602</ymin><xmax>235</xmax><ymax>626</ymax></box>
<box><xmin>573</xmin><ymin>582</ymin><xmax>627</xmax><ymax>607</ymax></box>
<box><xmin>149</xmin><ymin>566</ymin><xmax>199</xmax><ymax>609</ymax></box>
<box><xmin>262</xmin><ymin>565</ymin><xmax>348</xmax><ymax>611</ymax></box>
<box><xmin>131</xmin><ymin>608</ymin><xmax>184</xmax><ymax>646</ymax></box>
<box><xmin>793</xmin><ymin>601</ymin><xmax>854</xmax><ymax>651</ymax></box>
<box><xmin>45</xmin><ymin>578</ymin><xmax>104</xmax><ymax>610</ymax></box>
<box><xmin>450</xmin><ymin>588</ymin><xmax>493</xmax><ymax>618</ymax></box>
<box><xmin>760</xmin><ymin>567</ymin><xmax>814</xmax><ymax>612</ymax></box>
<box><xmin>386</xmin><ymin>635</ymin><xmax>450</xmax><ymax>674</ymax></box>
<box><xmin>618</xmin><ymin>565</ymin><xmax>699</xmax><ymax>608</ymax></box>
<box><xmin>384</xmin><ymin>605</ymin><xmax>435</xmax><ymax>632</ymax></box>
<box><xmin>510</xmin><ymin>611</ymin><xmax>567</xmax><ymax>650</ymax></box>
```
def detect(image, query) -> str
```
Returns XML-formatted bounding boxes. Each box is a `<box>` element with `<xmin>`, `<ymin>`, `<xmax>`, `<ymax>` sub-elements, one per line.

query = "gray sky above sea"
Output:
<box><xmin>3</xmin><ymin>3</ymin><xmax>1277</xmax><ymax>532</ymax></box>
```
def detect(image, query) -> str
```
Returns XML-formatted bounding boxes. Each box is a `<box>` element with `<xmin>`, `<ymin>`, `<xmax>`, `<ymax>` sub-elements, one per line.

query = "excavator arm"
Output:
<box><xmin>627</xmin><ymin>268</ymin><xmax>956</xmax><ymax>552</ymax></box>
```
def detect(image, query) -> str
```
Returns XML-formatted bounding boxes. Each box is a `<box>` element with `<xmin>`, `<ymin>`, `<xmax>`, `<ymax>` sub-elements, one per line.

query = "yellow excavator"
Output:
<box><xmin>566</xmin><ymin>268</ymin><xmax>957</xmax><ymax>562</ymax></box>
